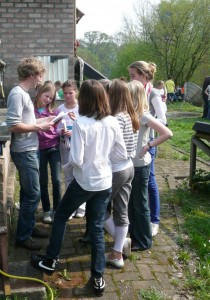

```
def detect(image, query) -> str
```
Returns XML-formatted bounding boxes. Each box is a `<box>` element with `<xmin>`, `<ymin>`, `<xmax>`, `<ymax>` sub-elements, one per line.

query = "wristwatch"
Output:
<box><xmin>147</xmin><ymin>141</ymin><xmax>153</xmax><ymax>149</ymax></box>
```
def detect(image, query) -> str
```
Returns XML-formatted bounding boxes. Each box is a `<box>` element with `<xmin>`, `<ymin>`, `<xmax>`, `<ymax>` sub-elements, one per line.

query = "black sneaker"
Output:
<box><xmin>92</xmin><ymin>277</ymin><xmax>105</xmax><ymax>297</ymax></box>
<box><xmin>30</xmin><ymin>252</ymin><xmax>58</xmax><ymax>276</ymax></box>
<box><xmin>16</xmin><ymin>237</ymin><xmax>42</xmax><ymax>250</ymax></box>
<box><xmin>32</xmin><ymin>227</ymin><xmax>49</xmax><ymax>238</ymax></box>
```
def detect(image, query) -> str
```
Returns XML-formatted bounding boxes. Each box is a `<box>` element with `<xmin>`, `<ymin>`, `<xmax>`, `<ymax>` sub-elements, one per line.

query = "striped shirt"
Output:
<box><xmin>116</xmin><ymin>112</ymin><xmax>136</xmax><ymax>158</ymax></box>
<box><xmin>110</xmin><ymin>112</ymin><xmax>136</xmax><ymax>173</ymax></box>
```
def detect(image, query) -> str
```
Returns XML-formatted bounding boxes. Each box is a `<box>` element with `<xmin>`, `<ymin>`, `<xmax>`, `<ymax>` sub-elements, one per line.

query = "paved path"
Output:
<box><xmin>4</xmin><ymin>156</ymin><xmax>210</xmax><ymax>300</ymax></box>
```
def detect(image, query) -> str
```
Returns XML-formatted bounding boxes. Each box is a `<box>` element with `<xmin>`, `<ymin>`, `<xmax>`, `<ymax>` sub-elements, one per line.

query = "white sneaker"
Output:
<box><xmin>105</xmin><ymin>254</ymin><xmax>124</xmax><ymax>268</ymax></box>
<box><xmin>43</xmin><ymin>211</ymin><xmax>53</xmax><ymax>224</ymax></box>
<box><xmin>123</xmin><ymin>237</ymin><xmax>131</xmax><ymax>257</ymax></box>
<box><xmin>15</xmin><ymin>202</ymin><xmax>20</xmax><ymax>210</ymax></box>
<box><xmin>76</xmin><ymin>211</ymin><xmax>85</xmax><ymax>218</ymax></box>
<box><xmin>75</xmin><ymin>208</ymin><xmax>85</xmax><ymax>218</ymax></box>
<box><xmin>151</xmin><ymin>223</ymin><xmax>159</xmax><ymax>237</ymax></box>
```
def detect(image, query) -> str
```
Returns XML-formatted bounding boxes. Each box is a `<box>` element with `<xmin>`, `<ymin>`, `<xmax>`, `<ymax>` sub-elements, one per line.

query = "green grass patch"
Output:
<box><xmin>139</xmin><ymin>287</ymin><xmax>165</xmax><ymax>300</ymax></box>
<box><xmin>167</xmin><ymin>101</ymin><xmax>203</xmax><ymax>113</ymax></box>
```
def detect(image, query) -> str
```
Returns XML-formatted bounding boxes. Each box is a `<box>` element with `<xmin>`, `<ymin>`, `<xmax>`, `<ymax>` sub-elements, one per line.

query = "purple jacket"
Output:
<box><xmin>34</xmin><ymin>108</ymin><xmax>60</xmax><ymax>150</ymax></box>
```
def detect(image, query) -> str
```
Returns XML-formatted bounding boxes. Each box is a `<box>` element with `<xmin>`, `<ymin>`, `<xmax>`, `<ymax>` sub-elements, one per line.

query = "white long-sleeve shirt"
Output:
<box><xmin>69</xmin><ymin>115</ymin><xmax>127</xmax><ymax>191</ymax></box>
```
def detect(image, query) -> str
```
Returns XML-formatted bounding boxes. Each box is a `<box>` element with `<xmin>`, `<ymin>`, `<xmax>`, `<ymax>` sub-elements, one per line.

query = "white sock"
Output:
<box><xmin>113</xmin><ymin>225</ymin><xmax>128</xmax><ymax>253</ymax></box>
<box><xmin>104</xmin><ymin>215</ymin><xmax>115</xmax><ymax>239</ymax></box>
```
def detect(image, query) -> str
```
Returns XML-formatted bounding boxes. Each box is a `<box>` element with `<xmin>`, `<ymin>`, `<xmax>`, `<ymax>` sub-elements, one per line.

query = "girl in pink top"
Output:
<box><xmin>34</xmin><ymin>83</ymin><xmax>61</xmax><ymax>224</ymax></box>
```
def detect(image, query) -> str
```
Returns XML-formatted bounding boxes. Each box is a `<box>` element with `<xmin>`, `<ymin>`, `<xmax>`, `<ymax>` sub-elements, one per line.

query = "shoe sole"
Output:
<box><xmin>94</xmin><ymin>291</ymin><xmax>104</xmax><ymax>297</ymax></box>
<box><xmin>106</xmin><ymin>260</ymin><xmax>124</xmax><ymax>268</ymax></box>
<box><xmin>43</xmin><ymin>220</ymin><xmax>52</xmax><ymax>224</ymax></box>
<box><xmin>106</xmin><ymin>255</ymin><xmax>124</xmax><ymax>268</ymax></box>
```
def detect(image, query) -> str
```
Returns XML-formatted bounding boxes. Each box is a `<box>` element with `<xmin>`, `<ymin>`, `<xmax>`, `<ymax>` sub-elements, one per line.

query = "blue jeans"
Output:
<box><xmin>39</xmin><ymin>146</ymin><xmax>61</xmax><ymax>212</ymax></box>
<box><xmin>46</xmin><ymin>179</ymin><xmax>112</xmax><ymax>278</ymax></box>
<box><xmin>128</xmin><ymin>164</ymin><xmax>152</xmax><ymax>250</ymax></box>
<box><xmin>11</xmin><ymin>150</ymin><xmax>40</xmax><ymax>243</ymax></box>
<box><xmin>167</xmin><ymin>93</ymin><xmax>178</xmax><ymax>102</ymax></box>
<box><xmin>207</xmin><ymin>100</ymin><xmax>210</xmax><ymax>120</ymax></box>
<box><xmin>202</xmin><ymin>94</ymin><xmax>209</xmax><ymax>118</ymax></box>
<box><xmin>148</xmin><ymin>147</ymin><xmax>160</xmax><ymax>224</ymax></box>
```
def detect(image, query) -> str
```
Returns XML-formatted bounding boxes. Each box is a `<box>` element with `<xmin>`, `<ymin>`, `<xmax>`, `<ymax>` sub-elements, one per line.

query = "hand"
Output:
<box><xmin>47</xmin><ymin>116</ymin><xmax>56</xmax><ymax>122</ymax></box>
<box><xmin>36</xmin><ymin>121</ymin><xmax>52</xmax><ymax>131</ymax></box>
<box><xmin>61</xmin><ymin>128</ymin><xmax>72</xmax><ymax>137</ymax></box>
<box><xmin>68</xmin><ymin>112</ymin><xmax>76</xmax><ymax>121</ymax></box>
<box><xmin>139</xmin><ymin>145</ymin><xmax>149</xmax><ymax>158</ymax></box>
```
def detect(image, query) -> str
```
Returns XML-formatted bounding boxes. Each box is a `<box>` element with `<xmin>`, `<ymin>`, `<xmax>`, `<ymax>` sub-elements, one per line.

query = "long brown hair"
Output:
<box><xmin>78</xmin><ymin>80</ymin><xmax>111</xmax><ymax>120</ymax></box>
<box><xmin>34</xmin><ymin>83</ymin><xmax>56</xmax><ymax>113</ymax></box>
<box><xmin>108</xmin><ymin>79</ymin><xmax>140</xmax><ymax>132</ymax></box>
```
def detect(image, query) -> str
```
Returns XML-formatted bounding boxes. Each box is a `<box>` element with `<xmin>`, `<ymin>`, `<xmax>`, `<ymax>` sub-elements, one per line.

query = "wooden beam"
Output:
<box><xmin>0</xmin><ymin>230</ymin><xmax>11</xmax><ymax>296</ymax></box>
<box><xmin>189</xmin><ymin>134</ymin><xmax>210</xmax><ymax>188</ymax></box>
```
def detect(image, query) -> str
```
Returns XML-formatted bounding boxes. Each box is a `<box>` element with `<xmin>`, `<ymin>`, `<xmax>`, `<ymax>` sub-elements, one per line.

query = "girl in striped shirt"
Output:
<box><xmin>104</xmin><ymin>79</ymin><xmax>140</xmax><ymax>268</ymax></box>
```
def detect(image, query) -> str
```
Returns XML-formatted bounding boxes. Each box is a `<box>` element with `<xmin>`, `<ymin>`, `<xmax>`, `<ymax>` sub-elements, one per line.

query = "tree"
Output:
<box><xmin>123</xmin><ymin>0</ymin><xmax>210</xmax><ymax>85</ymax></box>
<box><xmin>78</xmin><ymin>31</ymin><xmax>119</xmax><ymax>78</ymax></box>
<box><xmin>111</xmin><ymin>40</ymin><xmax>155</xmax><ymax>79</ymax></box>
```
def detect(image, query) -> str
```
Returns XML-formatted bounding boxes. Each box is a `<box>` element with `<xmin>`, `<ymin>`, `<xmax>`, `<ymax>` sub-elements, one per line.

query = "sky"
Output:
<box><xmin>76</xmin><ymin>0</ymin><xmax>160</xmax><ymax>39</ymax></box>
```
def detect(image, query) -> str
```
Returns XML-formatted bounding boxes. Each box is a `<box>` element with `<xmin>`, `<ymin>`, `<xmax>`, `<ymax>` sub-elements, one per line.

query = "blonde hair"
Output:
<box><xmin>17</xmin><ymin>57</ymin><xmax>46</xmax><ymax>81</ymax></box>
<box><xmin>34</xmin><ymin>83</ymin><xmax>56</xmax><ymax>113</ymax></box>
<box><xmin>127</xmin><ymin>80</ymin><xmax>149</xmax><ymax>116</ymax></box>
<box><xmin>156</xmin><ymin>80</ymin><xmax>165</xmax><ymax>87</ymax></box>
<box><xmin>128</xmin><ymin>61</ymin><xmax>156</xmax><ymax>82</ymax></box>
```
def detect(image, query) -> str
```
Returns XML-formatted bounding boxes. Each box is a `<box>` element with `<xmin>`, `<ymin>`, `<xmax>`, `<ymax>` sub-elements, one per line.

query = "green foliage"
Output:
<box><xmin>5</xmin><ymin>297</ymin><xmax>28</xmax><ymax>300</ymax></box>
<box><xmin>78</xmin><ymin>31</ymin><xmax>119</xmax><ymax>78</ymax></box>
<box><xmin>111</xmin><ymin>40</ymin><xmax>155</xmax><ymax>79</ymax></box>
<box><xmin>139</xmin><ymin>287</ymin><xmax>165</xmax><ymax>300</ymax></box>
<box><xmin>77</xmin><ymin>47</ymin><xmax>101</xmax><ymax>72</ymax></box>
<box><xmin>177</xmin><ymin>250</ymin><xmax>191</xmax><ymax>264</ymax></box>
<box><xmin>78</xmin><ymin>0</ymin><xmax>210</xmax><ymax>84</ymax></box>
<box><xmin>140</xmin><ymin>0</ymin><xmax>210</xmax><ymax>84</ymax></box>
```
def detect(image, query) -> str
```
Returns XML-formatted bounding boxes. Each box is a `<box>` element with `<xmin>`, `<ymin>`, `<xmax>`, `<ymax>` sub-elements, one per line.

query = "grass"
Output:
<box><xmin>155</xmin><ymin>102</ymin><xmax>210</xmax><ymax>299</ymax></box>
<box><xmin>139</xmin><ymin>287</ymin><xmax>165</xmax><ymax>300</ymax></box>
<box><xmin>167</xmin><ymin>101</ymin><xmax>203</xmax><ymax>113</ymax></box>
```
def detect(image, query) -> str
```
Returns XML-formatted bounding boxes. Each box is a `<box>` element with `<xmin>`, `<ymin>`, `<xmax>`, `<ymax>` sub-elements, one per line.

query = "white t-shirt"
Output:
<box><xmin>56</xmin><ymin>103</ymin><xmax>79</xmax><ymax>133</ymax></box>
<box><xmin>132</xmin><ymin>111</ymin><xmax>154</xmax><ymax>167</ymax></box>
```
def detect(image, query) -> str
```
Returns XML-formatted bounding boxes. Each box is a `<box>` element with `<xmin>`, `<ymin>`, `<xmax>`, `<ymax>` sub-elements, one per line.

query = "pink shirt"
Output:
<box><xmin>34</xmin><ymin>108</ymin><xmax>60</xmax><ymax>150</ymax></box>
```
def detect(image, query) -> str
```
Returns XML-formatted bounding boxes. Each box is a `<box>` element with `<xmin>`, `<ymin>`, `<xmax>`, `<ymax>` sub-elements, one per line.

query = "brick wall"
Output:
<box><xmin>0</xmin><ymin>0</ymin><xmax>76</xmax><ymax>96</ymax></box>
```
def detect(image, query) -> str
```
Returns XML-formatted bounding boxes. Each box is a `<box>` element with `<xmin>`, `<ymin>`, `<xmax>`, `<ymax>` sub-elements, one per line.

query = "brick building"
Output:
<box><xmin>0</xmin><ymin>0</ymin><xmax>78</xmax><ymax>99</ymax></box>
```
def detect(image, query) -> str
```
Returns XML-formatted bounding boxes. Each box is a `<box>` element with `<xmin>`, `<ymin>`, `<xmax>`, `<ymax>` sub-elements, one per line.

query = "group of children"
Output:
<box><xmin>7</xmin><ymin>56</ymin><xmax>173</xmax><ymax>297</ymax></box>
<box><xmin>30</xmin><ymin>62</ymin><xmax>172</xmax><ymax>297</ymax></box>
